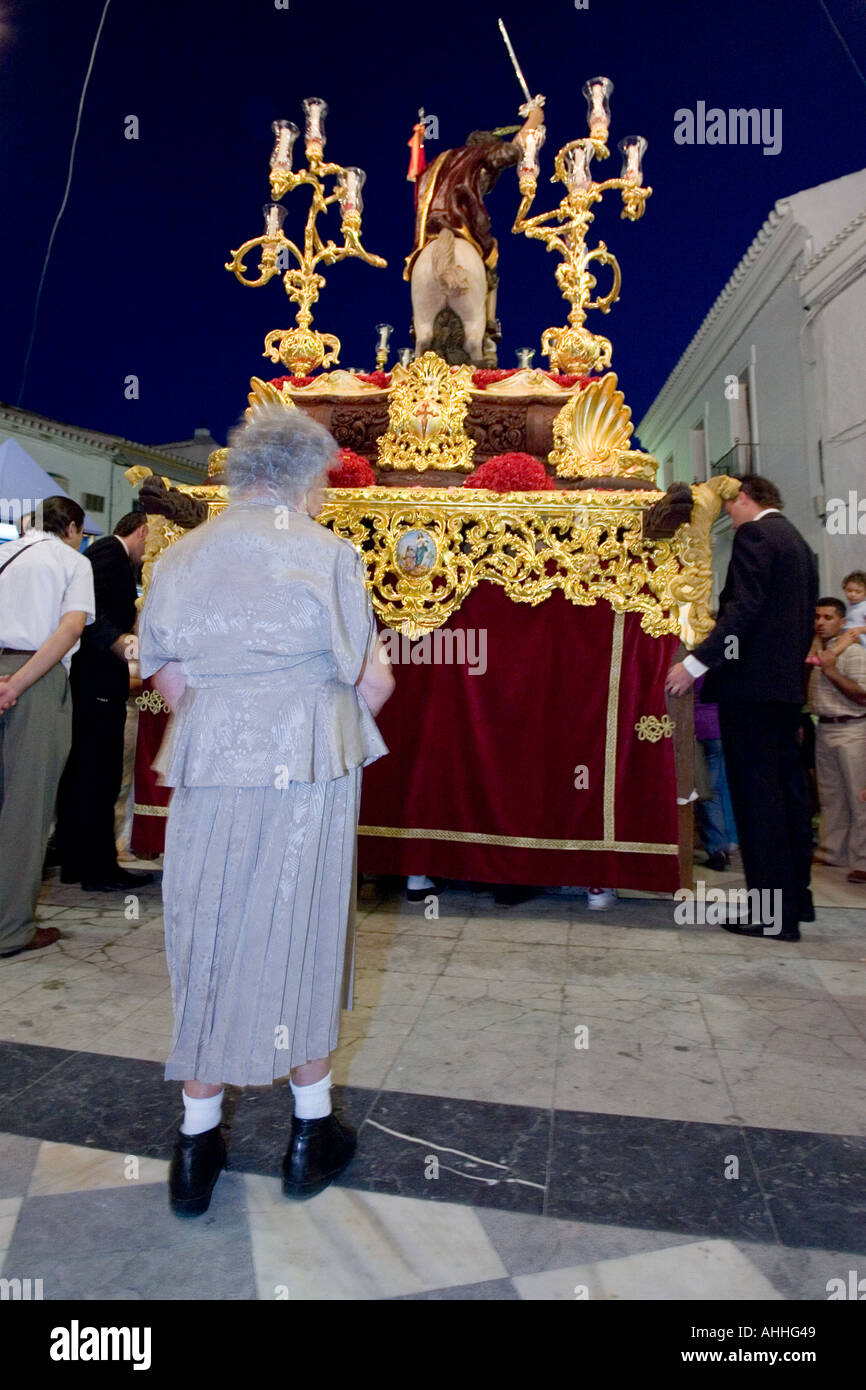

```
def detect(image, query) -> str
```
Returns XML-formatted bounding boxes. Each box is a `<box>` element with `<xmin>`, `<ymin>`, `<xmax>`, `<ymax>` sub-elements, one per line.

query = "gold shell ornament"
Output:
<box><xmin>548</xmin><ymin>372</ymin><xmax>656</xmax><ymax>481</ymax></box>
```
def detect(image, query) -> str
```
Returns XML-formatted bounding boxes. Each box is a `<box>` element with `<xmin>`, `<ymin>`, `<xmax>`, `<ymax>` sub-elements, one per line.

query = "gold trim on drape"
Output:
<box><xmin>603</xmin><ymin>611</ymin><xmax>625</xmax><ymax>842</ymax></box>
<box><xmin>357</xmin><ymin>825</ymin><xmax>677</xmax><ymax>854</ymax></box>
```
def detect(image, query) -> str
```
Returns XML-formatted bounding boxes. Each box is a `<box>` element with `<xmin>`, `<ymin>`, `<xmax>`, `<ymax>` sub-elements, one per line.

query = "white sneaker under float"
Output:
<box><xmin>587</xmin><ymin>887</ymin><xmax>616</xmax><ymax>911</ymax></box>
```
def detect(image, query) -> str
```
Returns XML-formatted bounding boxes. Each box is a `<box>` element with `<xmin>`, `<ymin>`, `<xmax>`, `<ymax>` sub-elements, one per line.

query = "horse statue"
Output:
<box><xmin>411</xmin><ymin>228</ymin><xmax>489</xmax><ymax>365</ymax></box>
<box><xmin>404</xmin><ymin>108</ymin><xmax>545</xmax><ymax>367</ymax></box>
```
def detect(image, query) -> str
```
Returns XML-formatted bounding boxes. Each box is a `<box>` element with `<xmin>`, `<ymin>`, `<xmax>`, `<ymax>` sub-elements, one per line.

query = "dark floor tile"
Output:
<box><xmin>746</xmin><ymin>1128</ymin><xmax>866</xmax><ymax>1253</ymax></box>
<box><xmin>5</xmin><ymin>1179</ymin><xmax>254</xmax><ymax>1299</ymax></box>
<box><xmin>734</xmin><ymin>1241</ymin><xmax>865</xmax><ymax>1301</ymax></box>
<box><xmin>0</xmin><ymin>1131</ymin><xmax>42</xmax><ymax>1198</ymax></box>
<box><xmin>391</xmin><ymin>1276</ymin><xmax>519</xmax><ymax>1300</ymax></box>
<box><xmin>6</xmin><ymin>1174</ymin><xmax>249</xmax><ymax>1265</ymax></box>
<box><xmin>25</xmin><ymin>1242</ymin><xmax>256</xmax><ymax>1301</ymax></box>
<box><xmin>346</xmin><ymin>1091</ymin><xmax>550</xmax><ymax>1215</ymax></box>
<box><xmin>0</xmin><ymin>1050</ymin><xmax>176</xmax><ymax>1156</ymax></box>
<box><xmin>0</xmin><ymin>1041</ymin><xmax>78</xmax><ymax>1108</ymax></box>
<box><xmin>477</xmin><ymin>1208</ymin><xmax>698</xmax><ymax>1277</ymax></box>
<box><xmin>547</xmin><ymin>1112</ymin><xmax>774</xmax><ymax>1242</ymax></box>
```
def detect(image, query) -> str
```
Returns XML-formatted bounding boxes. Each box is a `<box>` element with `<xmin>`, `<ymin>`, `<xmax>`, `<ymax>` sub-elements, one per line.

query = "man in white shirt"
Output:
<box><xmin>0</xmin><ymin>497</ymin><xmax>96</xmax><ymax>957</ymax></box>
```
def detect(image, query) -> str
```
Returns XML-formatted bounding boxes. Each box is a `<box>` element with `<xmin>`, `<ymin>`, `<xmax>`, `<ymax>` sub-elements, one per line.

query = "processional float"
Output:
<box><xmin>127</xmin><ymin>51</ymin><xmax>738</xmax><ymax>889</ymax></box>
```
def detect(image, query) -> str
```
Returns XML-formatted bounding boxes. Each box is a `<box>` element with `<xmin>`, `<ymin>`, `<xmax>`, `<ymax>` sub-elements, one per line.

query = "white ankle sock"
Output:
<box><xmin>290</xmin><ymin>1071</ymin><xmax>332</xmax><ymax>1120</ymax></box>
<box><xmin>181</xmin><ymin>1089</ymin><xmax>224</xmax><ymax>1136</ymax></box>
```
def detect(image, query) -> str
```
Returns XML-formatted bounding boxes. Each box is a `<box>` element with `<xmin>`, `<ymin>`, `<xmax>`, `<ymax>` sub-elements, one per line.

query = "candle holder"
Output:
<box><xmin>225</xmin><ymin>102</ymin><xmax>387</xmax><ymax>376</ymax></box>
<box><xmin>582</xmin><ymin>78</ymin><xmax>614</xmax><ymax>146</ymax></box>
<box><xmin>374</xmin><ymin>323</ymin><xmax>393</xmax><ymax>371</ymax></box>
<box><xmin>512</xmin><ymin>80</ymin><xmax>651</xmax><ymax>375</ymax></box>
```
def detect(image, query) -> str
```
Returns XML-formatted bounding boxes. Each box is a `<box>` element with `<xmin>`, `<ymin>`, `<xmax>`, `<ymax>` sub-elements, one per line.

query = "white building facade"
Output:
<box><xmin>637</xmin><ymin>168</ymin><xmax>866</xmax><ymax>600</ymax></box>
<box><xmin>0</xmin><ymin>405</ymin><xmax>220</xmax><ymax>534</ymax></box>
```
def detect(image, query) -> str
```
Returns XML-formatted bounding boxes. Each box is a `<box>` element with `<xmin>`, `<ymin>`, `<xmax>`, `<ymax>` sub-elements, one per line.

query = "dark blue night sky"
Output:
<box><xmin>1</xmin><ymin>0</ymin><xmax>864</xmax><ymax>447</ymax></box>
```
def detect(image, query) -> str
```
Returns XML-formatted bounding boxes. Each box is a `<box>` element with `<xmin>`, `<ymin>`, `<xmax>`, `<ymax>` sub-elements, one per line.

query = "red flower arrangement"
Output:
<box><xmin>354</xmin><ymin>371</ymin><xmax>392</xmax><ymax>388</ymax></box>
<box><xmin>471</xmin><ymin>369</ymin><xmax>517</xmax><ymax>388</ymax></box>
<box><xmin>470</xmin><ymin>368</ymin><xmax>595</xmax><ymax>390</ymax></box>
<box><xmin>549</xmin><ymin>373</ymin><xmax>594</xmax><ymax>390</ymax></box>
<box><xmin>327</xmin><ymin>449</ymin><xmax>377</xmax><ymax>488</ymax></box>
<box><xmin>464</xmin><ymin>452</ymin><xmax>555</xmax><ymax>491</ymax></box>
<box><xmin>268</xmin><ymin>374</ymin><xmax>318</xmax><ymax>389</ymax></box>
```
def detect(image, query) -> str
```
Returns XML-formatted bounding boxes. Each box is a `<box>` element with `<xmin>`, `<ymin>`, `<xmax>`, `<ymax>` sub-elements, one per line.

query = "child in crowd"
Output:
<box><xmin>842</xmin><ymin>571</ymin><xmax>866</xmax><ymax>646</ymax></box>
<box><xmin>806</xmin><ymin>570</ymin><xmax>866</xmax><ymax>666</ymax></box>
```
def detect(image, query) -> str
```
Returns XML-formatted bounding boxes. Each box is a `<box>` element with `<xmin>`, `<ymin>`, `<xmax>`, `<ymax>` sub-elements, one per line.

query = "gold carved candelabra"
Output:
<box><xmin>225</xmin><ymin>100</ymin><xmax>387</xmax><ymax>376</ymax></box>
<box><xmin>513</xmin><ymin>77</ymin><xmax>651</xmax><ymax>375</ymax></box>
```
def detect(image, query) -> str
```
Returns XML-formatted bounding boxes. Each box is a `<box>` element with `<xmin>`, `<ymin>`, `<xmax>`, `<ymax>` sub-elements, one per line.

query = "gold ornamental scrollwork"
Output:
<box><xmin>668</xmin><ymin>474</ymin><xmax>741</xmax><ymax>647</ymax></box>
<box><xmin>318</xmin><ymin>486</ymin><xmax>704</xmax><ymax>639</ymax></box>
<box><xmin>128</xmin><ymin>473</ymin><xmax>735</xmax><ymax>653</ymax></box>
<box><xmin>377</xmin><ymin>352</ymin><xmax>476</xmax><ymax>473</ymax></box>
<box><xmin>634</xmin><ymin>714</ymin><xmax>675</xmax><ymax>742</ymax></box>
<box><xmin>135</xmin><ymin>689</ymin><xmax>171</xmax><ymax>716</ymax></box>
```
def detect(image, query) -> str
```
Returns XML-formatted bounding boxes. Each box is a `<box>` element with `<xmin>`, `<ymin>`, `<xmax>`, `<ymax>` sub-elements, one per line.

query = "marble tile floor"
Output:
<box><xmin>0</xmin><ymin>871</ymin><xmax>862</xmax><ymax>1300</ymax></box>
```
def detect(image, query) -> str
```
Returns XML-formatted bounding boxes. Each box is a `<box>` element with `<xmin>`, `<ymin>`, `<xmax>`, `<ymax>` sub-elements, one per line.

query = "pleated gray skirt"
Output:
<box><xmin>161</xmin><ymin>770</ymin><xmax>360</xmax><ymax>1086</ymax></box>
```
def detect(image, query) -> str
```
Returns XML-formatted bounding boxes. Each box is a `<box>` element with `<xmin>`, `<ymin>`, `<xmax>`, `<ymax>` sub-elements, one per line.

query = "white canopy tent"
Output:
<box><xmin>0</xmin><ymin>437</ymin><xmax>102</xmax><ymax>541</ymax></box>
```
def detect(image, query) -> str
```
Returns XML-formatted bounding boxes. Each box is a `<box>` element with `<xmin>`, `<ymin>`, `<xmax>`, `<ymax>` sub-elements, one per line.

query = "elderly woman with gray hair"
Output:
<box><xmin>139</xmin><ymin>405</ymin><xmax>393</xmax><ymax>1216</ymax></box>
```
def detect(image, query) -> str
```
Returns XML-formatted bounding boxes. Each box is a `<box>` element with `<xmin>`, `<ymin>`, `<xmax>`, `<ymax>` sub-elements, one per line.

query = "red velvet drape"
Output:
<box><xmin>129</xmin><ymin>679</ymin><xmax>171</xmax><ymax>859</ymax></box>
<box><xmin>358</xmin><ymin>585</ymin><xmax>680</xmax><ymax>891</ymax></box>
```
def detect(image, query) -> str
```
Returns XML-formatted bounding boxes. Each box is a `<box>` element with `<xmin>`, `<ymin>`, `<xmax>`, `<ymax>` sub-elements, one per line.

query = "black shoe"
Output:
<box><xmin>168</xmin><ymin>1126</ymin><xmax>227</xmax><ymax>1217</ymax></box>
<box><xmin>81</xmin><ymin>869</ymin><xmax>155</xmax><ymax>891</ymax></box>
<box><xmin>705</xmin><ymin>851</ymin><xmax>729</xmax><ymax>871</ymax></box>
<box><xmin>799</xmin><ymin>891</ymin><xmax>816</xmax><ymax>923</ymax></box>
<box><xmin>493</xmin><ymin>884</ymin><xmax>538</xmax><ymax>906</ymax></box>
<box><xmin>282</xmin><ymin>1112</ymin><xmax>357</xmax><ymax>1201</ymax></box>
<box><xmin>723</xmin><ymin>923</ymin><xmax>801</xmax><ymax>942</ymax></box>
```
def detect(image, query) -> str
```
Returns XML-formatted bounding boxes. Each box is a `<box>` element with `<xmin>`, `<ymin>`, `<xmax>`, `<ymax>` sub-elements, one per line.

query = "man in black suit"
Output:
<box><xmin>56</xmin><ymin>513</ymin><xmax>154</xmax><ymax>891</ymax></box>
<box><xmin>665</xmin><ymin>476</ymin><xmax>818</xmax><ymax>941</ymax></box>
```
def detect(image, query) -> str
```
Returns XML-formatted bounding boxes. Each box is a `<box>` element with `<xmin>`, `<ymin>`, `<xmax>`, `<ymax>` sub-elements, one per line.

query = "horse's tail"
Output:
<box><xmin>431</xmin><ymin>228</ymin><xmax>469</xmax><ymax>294</ymax></box>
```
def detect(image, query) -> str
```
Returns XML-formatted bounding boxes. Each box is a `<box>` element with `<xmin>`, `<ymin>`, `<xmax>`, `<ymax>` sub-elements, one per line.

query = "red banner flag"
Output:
<box><xmin>407</xmin><ymin>121</ymin><xmax>426</xmax><ymax>183</ymax></box>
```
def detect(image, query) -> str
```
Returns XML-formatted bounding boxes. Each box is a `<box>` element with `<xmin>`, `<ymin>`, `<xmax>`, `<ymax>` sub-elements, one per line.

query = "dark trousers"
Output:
<box><xmin>0</xmin><ymin>657</ymin><xmax>71</xmax><ymax>951</ymax></box>
<box><xmin>718</xmin><ymin>701</ymin><xmax>813</xmax><ymax>933</ymax></box>
<box><xmin>55</xmin><ymin>684</ymin><xmax>127</xmax><ymax>882</ymax></box>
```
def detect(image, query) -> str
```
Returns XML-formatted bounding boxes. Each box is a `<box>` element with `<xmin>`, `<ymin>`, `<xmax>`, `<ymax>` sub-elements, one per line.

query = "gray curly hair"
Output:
<box><xmin>227</xmin><ymin>404</ymin><xmax>337</xmax><ymax>503</ymax></box>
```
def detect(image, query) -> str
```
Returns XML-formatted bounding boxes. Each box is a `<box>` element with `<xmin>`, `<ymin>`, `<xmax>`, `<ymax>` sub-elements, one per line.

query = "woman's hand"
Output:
<box><xmin>357</xmin><ymin>632</ymin><xmax>395</xmax><ymax>717</ymax></box>
<box><xmin>151</xmin><ymin>661</ymin><xmax>187</xmax><ymax>710</ymax></box>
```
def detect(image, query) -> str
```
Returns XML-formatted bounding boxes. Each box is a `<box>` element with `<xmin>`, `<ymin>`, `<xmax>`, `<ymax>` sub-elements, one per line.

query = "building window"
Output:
<box><xmin>728</xmin><ymin>370</ymin><xmax>753</xmax><ymax>472</ymax></box>
<box><xmin>689</xmin><ymin>423</ymin><xmax>707</xmax><ymax>483</ymax></box>
<box><xmin>82</xmin><ymin>493</ymin><xmax>106</xmax><ymax>512</ymax></box>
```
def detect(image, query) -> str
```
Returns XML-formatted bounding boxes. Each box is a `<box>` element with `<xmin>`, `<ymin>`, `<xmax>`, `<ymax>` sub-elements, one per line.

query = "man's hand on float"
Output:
<box><xmin>665</xmin><ymin>662</ymin><xmax>696</xmax><ymax>697</ymax></box>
